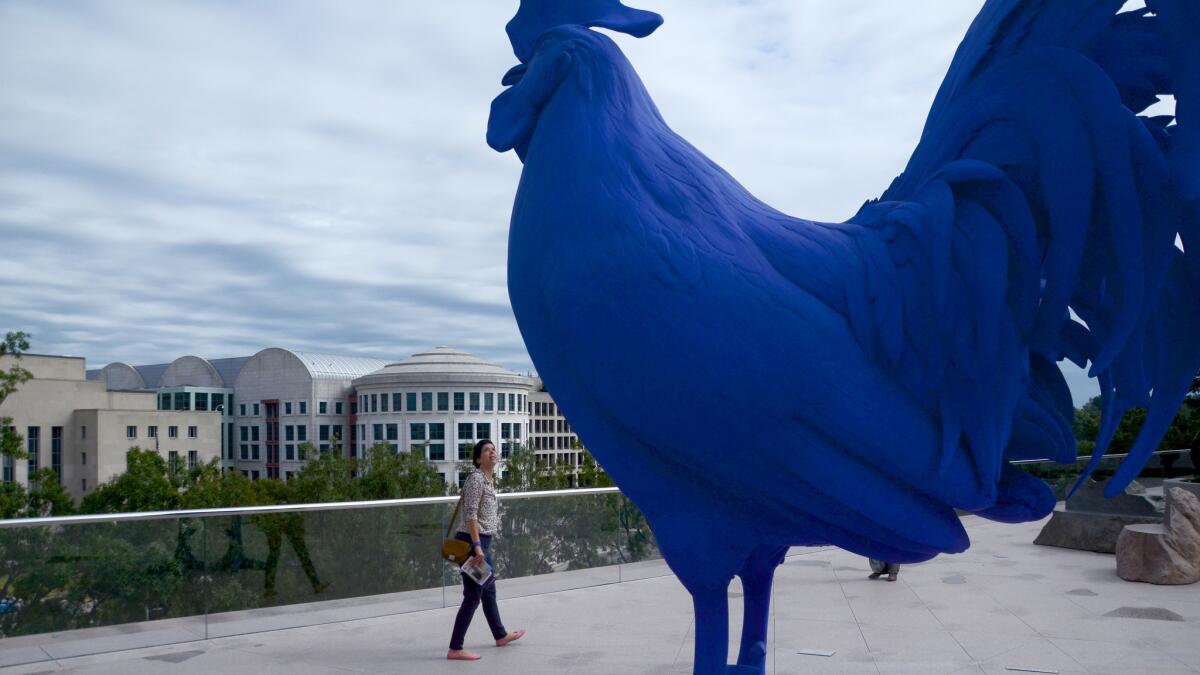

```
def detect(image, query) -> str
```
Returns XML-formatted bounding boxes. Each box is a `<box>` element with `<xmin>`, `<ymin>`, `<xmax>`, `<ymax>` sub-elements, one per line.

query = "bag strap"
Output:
<box><xmin>445</xmin><ymin>491</ymin><xmax>466</xmax><ymax>539</ymax></box>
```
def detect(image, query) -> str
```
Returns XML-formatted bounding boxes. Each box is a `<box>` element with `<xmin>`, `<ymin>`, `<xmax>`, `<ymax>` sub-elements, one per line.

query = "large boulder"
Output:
<box><xmin>1116</xmin><ymin>488</ymin><xmax>1200</xmax><ymax>585</ymax></box>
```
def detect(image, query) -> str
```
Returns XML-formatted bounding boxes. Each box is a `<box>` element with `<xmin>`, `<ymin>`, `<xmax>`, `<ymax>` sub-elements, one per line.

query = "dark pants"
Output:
<box><xmin>449</xmin><ymin>532</ymin><xmax>506</xmax><ymax>650</ymax></box>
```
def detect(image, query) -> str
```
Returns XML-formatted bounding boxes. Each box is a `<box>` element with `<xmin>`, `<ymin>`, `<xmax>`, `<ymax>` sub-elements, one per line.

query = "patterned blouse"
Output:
<box><xmin>458</xmin><ymin>470</ymin><xmax>500</xmax><ymax>535</ymax></box>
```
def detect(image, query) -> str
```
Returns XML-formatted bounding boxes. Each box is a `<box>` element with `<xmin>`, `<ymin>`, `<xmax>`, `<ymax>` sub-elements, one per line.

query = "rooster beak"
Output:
<box><xmin>502</xmin><ymin>63</ymin><xmax>528</xmax><ymax>87</ymax></box>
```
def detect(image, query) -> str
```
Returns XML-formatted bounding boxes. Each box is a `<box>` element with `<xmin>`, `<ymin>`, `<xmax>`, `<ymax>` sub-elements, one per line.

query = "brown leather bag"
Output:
<box><xmin>441</xmin><ymin>493</ymin><xmax>472</xmax><ymax>564</ymax></box>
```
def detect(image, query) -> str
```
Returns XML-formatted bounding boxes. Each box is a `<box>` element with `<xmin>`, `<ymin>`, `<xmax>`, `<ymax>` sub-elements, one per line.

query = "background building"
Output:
<box><xmin>2</xmin><ymin>354</ymin><xmax>221</xmax><ymax>499</ymax></box>
<box><xmin>231</xmin><ymin>348</ymin><xmax>390</xmax><ymax>481</ymax></box>
<box><xmin>530</xmin><ymin>380</ymin><xmax>584</xmax><ymax>472</ymax></box>
<box><xmin>352</xmin><ymin>347</ymin><xmax>533</xmax><ymax>488</ymax></box>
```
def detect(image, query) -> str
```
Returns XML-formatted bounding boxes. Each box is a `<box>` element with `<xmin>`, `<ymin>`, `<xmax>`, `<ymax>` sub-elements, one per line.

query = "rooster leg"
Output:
<box><xmin>688</xmin><ymin>582</ymin><xmax>731</xmax><ymax>675</ymax></box>
<box><xmin>734</xmin><ymin>544</ymin><xmax>788</xmax><ymax>672</ymax></box>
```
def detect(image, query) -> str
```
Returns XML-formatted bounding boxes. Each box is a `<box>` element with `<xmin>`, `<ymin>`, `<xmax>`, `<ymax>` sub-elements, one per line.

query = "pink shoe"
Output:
<box><xmin>447</xmin><ymin>649</ymin><xmax>481</xmax><ymax>661</ymax></box>
<box><xmin>495</xmin><ymin>629</ymin><xmax>525</xmax><ymax>647</ymax></box>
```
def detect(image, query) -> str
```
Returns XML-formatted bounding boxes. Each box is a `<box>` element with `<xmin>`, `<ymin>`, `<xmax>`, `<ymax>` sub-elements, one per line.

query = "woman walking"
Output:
<box><xmin>447</xmin><ymin>439</ymin><xmax>525</xmax><ymax>661</ymax></box>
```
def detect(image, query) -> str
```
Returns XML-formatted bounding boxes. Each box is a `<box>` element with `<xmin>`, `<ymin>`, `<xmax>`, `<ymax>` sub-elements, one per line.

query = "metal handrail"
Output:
<box><xmin>0</xmin><ymin>447</ymin><xmax>1190</xmax><ymax>529</ymax></box>
<box><xmin>0</xmin><ymin>487</ymin><xmax>622</xmax><ymax>529</ymax></box>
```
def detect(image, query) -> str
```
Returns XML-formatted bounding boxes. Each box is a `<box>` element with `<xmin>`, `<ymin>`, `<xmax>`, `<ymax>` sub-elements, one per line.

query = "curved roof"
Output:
<box><xmin>161</xmin><ymin>356</ymin><xmax>223</xmax><ymax>388</ymax></box>
<box><xmin>288</xmin><ymin>350</ymin><xmax>393</xmax><ymax>381</ymax></box>
<box><xmin>93</xmin><ymin>362</ymin><xmax>147</xmax><ymax>390</ymax></box>
<box><xmin>355</xmin><ymin>346</ymin><xmax>532</xmax><ymax>388</ymax></box>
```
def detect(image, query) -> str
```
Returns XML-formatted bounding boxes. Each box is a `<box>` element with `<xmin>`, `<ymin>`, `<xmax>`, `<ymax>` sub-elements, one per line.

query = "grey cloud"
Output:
<box><xmin>0</xmin><ymin>0</ymin><xmax>1102</xmax><ymax>404</ymax></box>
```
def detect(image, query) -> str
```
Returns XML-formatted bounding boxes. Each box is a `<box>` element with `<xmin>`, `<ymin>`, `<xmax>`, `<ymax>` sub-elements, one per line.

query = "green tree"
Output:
<box><xmin>356</xmin><ymin>442</ymin><xmax>446</xmax><ymax>499</ymax></box>
<box><xmin>26</xmin><ymin>467</ymin><xmax>75</xmax><ymax>516</ymax></box>
<box><xmin>1</xmin><ymin>331</ymin><xmax>32</xmax><ymax>465</ymax></box>
<box><xmin>79</xmin><ymin>448</ymin><xmax>179</xmax><ymax>514</ymax></box>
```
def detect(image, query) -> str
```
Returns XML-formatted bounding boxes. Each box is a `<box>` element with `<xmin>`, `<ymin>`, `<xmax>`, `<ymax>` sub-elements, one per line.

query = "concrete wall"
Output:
<box><xmin>0</xmin><ymin>355</ymin><xmax>220</xmax><ymax>501</ymax></box>
<box><xmin>1</xmin><ymin>354</ymin><xmax>87</xmax><ymax>381</ymax></box>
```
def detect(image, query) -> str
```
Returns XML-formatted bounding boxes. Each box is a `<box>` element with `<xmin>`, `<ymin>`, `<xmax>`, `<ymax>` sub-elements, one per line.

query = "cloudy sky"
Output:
<box><xmin>0</xmin><ymin>0</ymin><xmax>1101</xmax><ymax>404</ymax></box>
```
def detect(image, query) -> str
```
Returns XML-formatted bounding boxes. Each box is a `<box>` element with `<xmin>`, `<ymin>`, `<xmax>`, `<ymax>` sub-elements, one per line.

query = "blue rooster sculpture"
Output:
<box><xmin>486</xmin><ymin>1</ymin><xmax>1200</xmax><ymax>673</ymax></box>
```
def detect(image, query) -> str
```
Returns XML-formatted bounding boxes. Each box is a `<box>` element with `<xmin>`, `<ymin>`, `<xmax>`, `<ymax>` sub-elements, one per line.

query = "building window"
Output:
<box><xmin>421</xmin><ymin>392</ymin><xmax>433</xmax><ymax>411</ymax></box>
<box><xmin>253</xmin><ymin>403</ymin><xmax>260</xmax><ymax>416</ymax></box>
<box><xmin>174</xmin><ymin>392</ymin><xmax>190</xmax><ymax>411</ymax></box>
<box><xmin>477</xmin><ymin>423</ymin><xmax>491</xmax><ymax>440</ymax></box>
<box><xmin>299</xmin><ymin>401</ymin><xmax>307</xmax><ymax>415</ymax></box>
<box><xmin>501</xmin><ymin>423</ymin><xmax>511</xmax><ymax>440</ymax></box>
<box><xmin>485</xmin><ymin>393</ymin><xmax>494</xmax><ymax>412</ymax></box>
<box><xmin>26</xmin><ymin>426</ymin><xmax>39</xmax><ymax>474</ymax></box>
<box><xmin>372</xmin><ymin>423</ymin><xmax>384</xmax><ymax>442</ymax></box>
<box><xmin>386</xmin><ymin>424</ymin><xmax>398</xmax><ymax>441</ymax></box>
<box><xmin>429</xmin><ymin>423</ymin><xmax>445</xmax><ymax>441</ymax></box>
<box><xmin>81</xmin><ymin>478</ymin><xmax>87</xmax><ymax>491</ymax></box>
<box><xmin>498</xmin><ymin>394</ymin><xmax>506</xmax><ymax>412</ymax></box>
<box><xmin>458</xmin><ymin>443</ymin><xmax>472</xmax><ymax>460</ymax></box>
<box><xmin>428</xmin><ymin>443</ymin><xmax>445</xmax><ymax>461</ymax></box>
<box><xmin>406</xmin><ymin>392</ymin><xmax>417</xmax><ymax>412</ymax></box>
<box><xmin>212</xmin><ymin>393</ymin><xmax>225</xmax><ymax>413</ymax></box>
<box><xmin>286</xmin><ymin>444</ymin><xmax>295</xmax><ymax>461</ymax></box>
<box><xmin>410</xmin><ymin>423</ymin><xmax>426</xmax><ymax>441</ymax></box>
<box><xmin>81</xmin><ymin>451</ymin><xmax>87</xmax><ymax>465</ymax></box>
<box><xmin>251</xmin><ymin>470</ymin><xmax>260</xmax><ymax>480</ymax></box>
<box><xmin>380</xmin><ymin>394</ymin><xmax>389</xmax><ymax>412</ymax></box>
<box><xmin>335</xmin><ymin>401</ymin><xmax>344</xmax><ymax>415</ymax></box>
<box><xmin>392</xmin><ymin>393</ymin><xmax>403</xmax><ymax>412</ymax></box>
<box><xmin>148</xmin><ymin>426</ymin><xmax>158</xmax><ymax>438</ymax></box>
<box><xmin>188</xmin><ymin>450</ymin><xmax>198</xmax><ymax>468</ymax></box>
<box><xmin>168</xmin><ymin>450</ymin><xmax>180</xmax><ymax>470</ymax></box>
<box><xmin>458</xmin><ymin>422</ymin><xmax>473</xmax><ymax>440</ymax></box>
<box><xmin>513</xmin><ymin>425</ymin><xmax>521</xmax><ymax>440</ymax></box>
<box><xmin>285</xmin><ymin>401</ymin><xmax>293</xmax><ymax>415</ymax></box>
<box><xmin>332</xmin><ymin>425</ymin><xmax>343</xmax><ymax>445</ymax></box>
<box><xmin>126</xmin><ymin>425</ymin><xmax>137</xmax><ymax>439</ymax></box>
<box><xmin>81</xmin><ymin>425</ymin><xmax>87</xmax><ymax>440</ymax></box>
<box><xmin>319</xmin><ymin>401</ymin><xmax>328</xmax><ymax>415</ymax></box>
<box><xmin>188</xmin><ymin>426</ymin><xmax>198</xmax><ymax>439</ymax></box>
<box><xmin>239</xmin><ymin>403</ymin><xmax>246</xmax><ymax>416</ymax></box>
<box><xmin>240</xmin><ymin>444</ymin><xmax>249</xmax><ymax>460</ymax></box>
<box><xmin>453</xmin><ymin>392</ymin><xmax>465</xmax><ymax>412</ymax></box>
<box><xmin>319</xmin><ymin>425</ymin><xmax>329</xmax><ymax>441</ymax></box>
<box><xmin>469</xmin><ymin>392</ymin><xmax>480</xmax><ymax>411</ymax></box>
<box><xmin>195</xmin><ymin>392</ymin><xmax>209</xmax><ymax>411</ymax></box>
<box><xmin>296</xmin><ymin>425</ymin><xmax>307</xmax><ymax>441</ymax></box>
<box><xmin>251</xmin><ymin>445</ymin><xmax>260</xmax><ymax>460</ymax></box>
<box><xmin>251</xmin><ymin>426</ymin><xmax>260</xmax><ymax>442</ymax></box>
<box><xmin>437</xmin><ymin>392</ymin><xmax>449</xmax><ymax>411</ymax></box>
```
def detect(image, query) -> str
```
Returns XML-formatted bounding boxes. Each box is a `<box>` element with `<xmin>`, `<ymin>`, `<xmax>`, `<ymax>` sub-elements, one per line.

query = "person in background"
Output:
<box><xmin>868</xmin><ymin>558</ymin><xmax>900</xmax><ymax>582</ymax></box>
<box><xmin>447</xmin><ymin>439</ymin><xmax>525</xmax><ymax>661</ymax></box>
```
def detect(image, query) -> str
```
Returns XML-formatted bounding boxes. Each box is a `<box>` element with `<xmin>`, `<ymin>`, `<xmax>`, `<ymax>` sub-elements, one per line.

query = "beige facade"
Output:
<box><xmin>530</xmin><ymin>385</ymin><xmax>585</xmax><ymax>472</ymax></box>
<box><xmin>0</xmin><ymin>354</ymin><xmax>221</xmax><ymax>501</ymax></box>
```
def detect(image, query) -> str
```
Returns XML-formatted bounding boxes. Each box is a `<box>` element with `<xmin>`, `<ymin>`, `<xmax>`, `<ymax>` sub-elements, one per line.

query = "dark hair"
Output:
<box><xmin>472</xmin><ymin>439</ymin><xmax>495</xmax><ymax>468</ymax></box>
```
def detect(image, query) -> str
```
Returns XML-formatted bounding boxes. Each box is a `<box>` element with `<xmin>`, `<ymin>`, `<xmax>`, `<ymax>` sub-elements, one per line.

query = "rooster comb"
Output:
<box><xmin>506</xmin><ymin>0</ymin><xmax>663</xmax><ymax>63</ymax></box>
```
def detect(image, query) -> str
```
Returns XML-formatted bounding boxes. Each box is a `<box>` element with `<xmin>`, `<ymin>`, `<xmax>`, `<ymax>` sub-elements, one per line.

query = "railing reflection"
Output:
<box><xmin>0</xmin><ymin>488</ymin><xmax>665</xmax><ymax>665</ymax></box>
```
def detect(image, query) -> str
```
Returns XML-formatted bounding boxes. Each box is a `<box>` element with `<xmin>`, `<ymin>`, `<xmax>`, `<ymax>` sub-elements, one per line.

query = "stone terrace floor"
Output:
<box><xmin>1</xmin><ymin>513</ymin><xmax>1198</xmax><ymax>675</ymax></box>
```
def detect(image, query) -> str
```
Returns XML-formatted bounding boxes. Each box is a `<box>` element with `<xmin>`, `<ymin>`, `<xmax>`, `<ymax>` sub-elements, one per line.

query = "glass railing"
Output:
<box><xmin>1014</xmin><ymin>448</ymin><xmax>1193</xmax><ymax>500</ymax></box>
<box><xmin>0</xmin><ymin>488</ymin><xmax>667</xmax><ymax>667</ymax></box>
